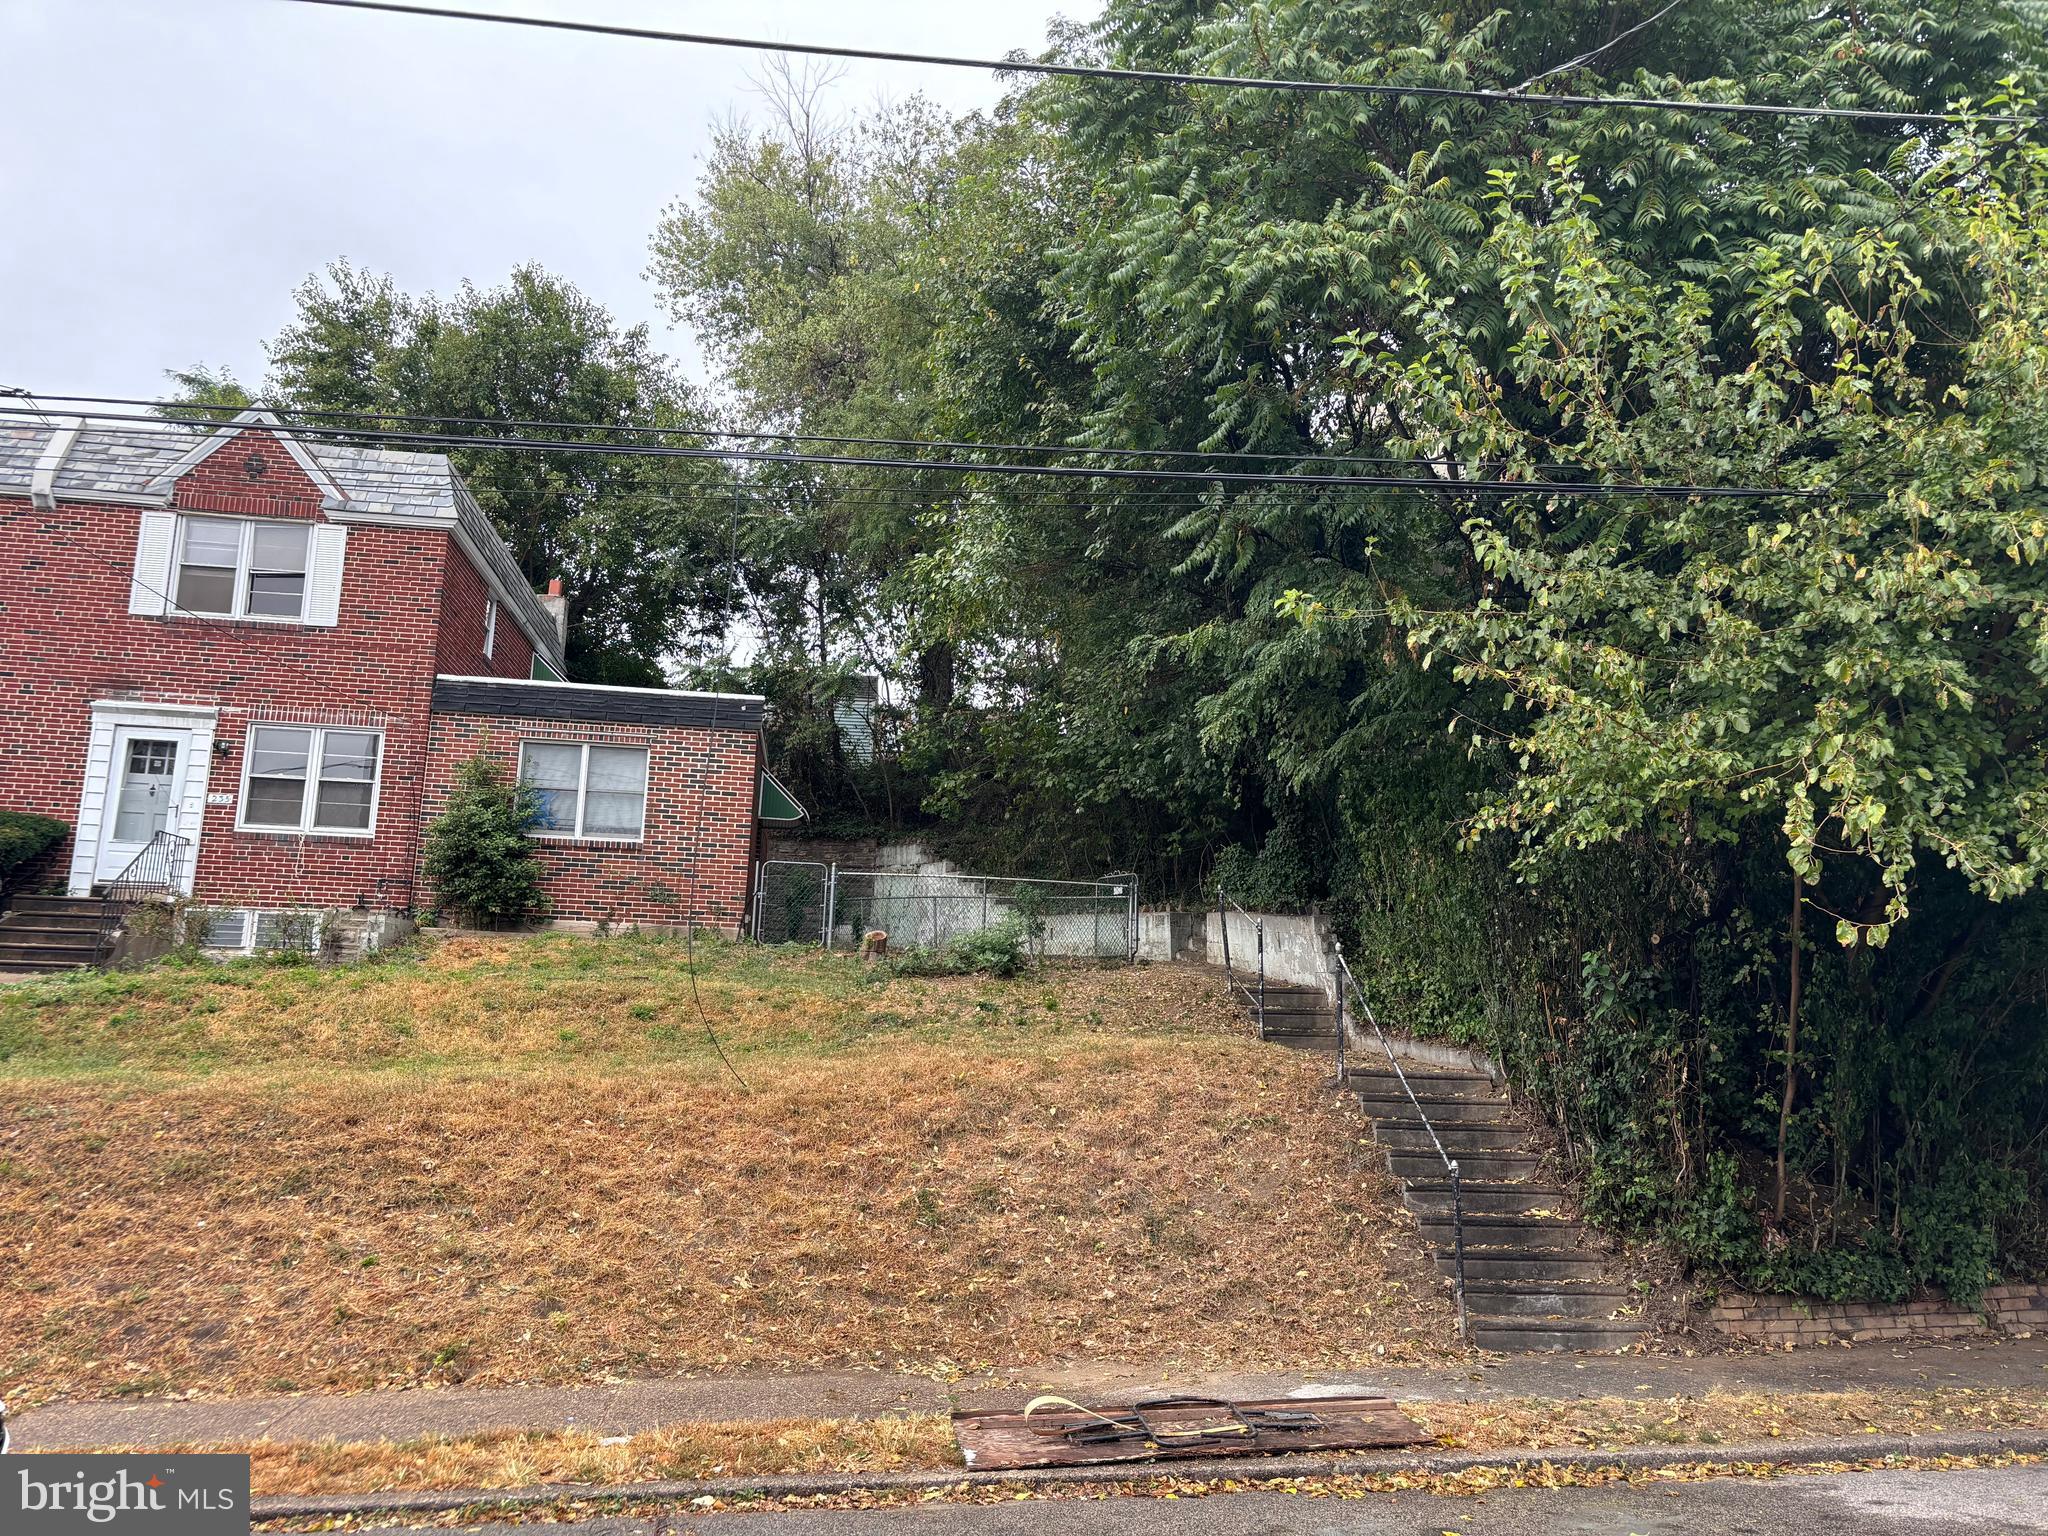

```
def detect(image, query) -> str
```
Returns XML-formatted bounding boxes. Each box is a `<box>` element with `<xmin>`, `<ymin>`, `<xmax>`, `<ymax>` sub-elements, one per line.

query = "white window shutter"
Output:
<box><xmin>128</xmin><ymin>511</ymin><xmax>175</xmax><ymax>616</ymax></box>
<box><xmin>306</xmin><ymin>524</ymin><xmax>348</xmax><ymax>626</ymax></box>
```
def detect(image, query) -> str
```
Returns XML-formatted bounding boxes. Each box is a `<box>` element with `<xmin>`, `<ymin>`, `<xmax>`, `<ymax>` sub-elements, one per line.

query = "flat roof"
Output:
<box><xmin>432</xmin><ymin>674</ymin><xmax>765</xmax><ymax>732</ymax></box>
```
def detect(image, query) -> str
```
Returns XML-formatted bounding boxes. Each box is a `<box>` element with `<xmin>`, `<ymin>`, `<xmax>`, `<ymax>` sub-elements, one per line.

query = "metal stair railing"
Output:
<box><xmin>93</xmin><ymin>830</ymin><xmax>190</xmax><ymax>965</ymax></box>
<box><xmin>1216</xmin><ymin>884</ymin><xmax>1265</xmax><ymax>1036</ymax></box>
<box><xmin>1331</xmin><ymin>941</ymin><xmax>1468</xmax><ymax>1344</ymax></box>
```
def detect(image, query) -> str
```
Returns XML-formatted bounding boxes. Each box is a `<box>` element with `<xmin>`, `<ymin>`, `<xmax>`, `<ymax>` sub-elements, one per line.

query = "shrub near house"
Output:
<box><xmin>0</xmin><ymin>812</ymin><xmax>67</xmax><ymax>888</ymax></box>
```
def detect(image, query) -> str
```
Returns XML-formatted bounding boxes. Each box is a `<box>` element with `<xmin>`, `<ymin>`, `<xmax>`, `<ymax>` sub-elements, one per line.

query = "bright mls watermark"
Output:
<box><xmin>8</xmin><ymin>1455</ymin><xmax>250</xmax><ymax>1536</ymax></box>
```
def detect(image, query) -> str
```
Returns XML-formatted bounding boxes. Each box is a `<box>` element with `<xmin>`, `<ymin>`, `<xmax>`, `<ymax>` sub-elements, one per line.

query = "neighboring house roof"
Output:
<box><xmin>433</xmin><ymin>674</ymin><xmax>766</xmax><ymax>732</ymax></box>
<box><xmin>0</xmin><ymin>411</ymin><xmax>566</xmax><ymax>674</ymax></box>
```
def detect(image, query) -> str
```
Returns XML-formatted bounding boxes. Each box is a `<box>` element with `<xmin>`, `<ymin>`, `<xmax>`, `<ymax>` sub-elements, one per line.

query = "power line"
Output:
<box><xmin>1516</xmin><ymin>0</ymin><xmax>1690</xmax><ymax>92</ymax></box>
<box><xmin>23</xmin><ymin>390</ymin><xmax>1543</xmax><ymax>473</ymax></box>
<box><xmin>0</xmin><ymin>406</ymin><xmax>1851</xmax><ymax>500</ymax></box>
<box><xmin>277</xmin><ymin>0</ymin><xmax>2035</xmax><ymax>128</ymax></box>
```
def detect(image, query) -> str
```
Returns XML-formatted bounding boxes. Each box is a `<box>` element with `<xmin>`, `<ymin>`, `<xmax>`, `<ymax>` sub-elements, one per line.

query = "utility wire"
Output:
<box><xmin>1516</xmin><ymin>0</ymin><xmax>1690</xmax><ymax>92</ymax></box>
<box><xmin>0</xmin><ymin>406</ymin><xmax>1853</xmax><ymax>500</ymax></box>
<box><xmin>24</xmin><ymin>390</ymin><xmax>1547</xmax><ymax>473</ymax></box>
<box><xmin>278</xmin><ymin>0</ymin><xmax>2035</xmax><ymax>128</ymax></box>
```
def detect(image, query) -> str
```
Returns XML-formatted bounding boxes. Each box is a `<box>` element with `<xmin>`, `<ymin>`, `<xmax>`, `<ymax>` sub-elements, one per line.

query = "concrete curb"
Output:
<box><xmin>251</xmin><ymin>1427</ymin><xmax>2048</xmax><ymax>1519</ymax></box>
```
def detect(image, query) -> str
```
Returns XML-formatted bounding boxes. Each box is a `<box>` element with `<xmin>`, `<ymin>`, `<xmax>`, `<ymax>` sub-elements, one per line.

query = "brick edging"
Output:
<box><xmin>1708</xmin><ymin>1283</ymin><xmax>2048</xmax><ymax>1345</ymax></box>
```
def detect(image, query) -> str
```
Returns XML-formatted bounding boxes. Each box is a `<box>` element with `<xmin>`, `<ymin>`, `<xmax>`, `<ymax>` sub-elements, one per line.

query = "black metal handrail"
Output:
<box><xmin>1331</xmin><ymin>941</ymin><xmax>1469</xmax><ymax>1343</ymax></box>
<box><xmin>1216</xmin><ymin>884</ymin><xmax>1266</xmax><ymax>1036</ymax></box>
<box><xmin>94</xmin><ymin>830</ymin><xmax>190</xmax><ymax>965</ymax></box>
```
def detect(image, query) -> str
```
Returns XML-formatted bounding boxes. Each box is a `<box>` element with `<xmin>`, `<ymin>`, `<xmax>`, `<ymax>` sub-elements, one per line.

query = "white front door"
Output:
<box><xmin>95</xmin><ymin>728</ymin><xmax>190</xmax><ymax>883</ymax></box>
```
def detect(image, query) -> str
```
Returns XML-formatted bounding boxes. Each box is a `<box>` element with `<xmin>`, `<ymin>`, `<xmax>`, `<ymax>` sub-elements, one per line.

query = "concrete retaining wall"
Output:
<box><xmin>1707</xmin><ymin>1284</ymin><xmax>2048</xmax><ymax>1345</ymax></box>
<box><xmin>1199</xmin><ymin>908</ymin><xmax>1337</xmax><ymax>996</ymax></box>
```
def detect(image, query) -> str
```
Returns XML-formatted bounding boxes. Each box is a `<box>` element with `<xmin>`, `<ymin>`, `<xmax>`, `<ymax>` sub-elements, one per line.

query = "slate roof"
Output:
<box><xmin>0</xmin><ymin>418</ymin><xmax>466</xmax><ymax>514</ymax></box>
<box><xmin>1</xmin><ymin>414</ymin><xmax>565</xmax><ymax>672</ymax></box>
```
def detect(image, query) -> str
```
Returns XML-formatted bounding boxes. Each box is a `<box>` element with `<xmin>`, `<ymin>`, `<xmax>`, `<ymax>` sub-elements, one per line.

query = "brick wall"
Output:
<box><xmin>421</xmin><ymin>709</ymin><xmax>760</xmax><ymax>931</ymax></box>
<box><xmin>0</xmin><ymin>429</ymin><xmax>452</xmax><ymax>909</ymax></box>
<box><xmin>1707</xmin><ymin>1284</ymin><xmax>2048</xmax><ymax>1345</ymax></box>
<box><xmin>435</xmin><ymin>538</ymin><xmax>537</xmax><ymax>680</ymax></box>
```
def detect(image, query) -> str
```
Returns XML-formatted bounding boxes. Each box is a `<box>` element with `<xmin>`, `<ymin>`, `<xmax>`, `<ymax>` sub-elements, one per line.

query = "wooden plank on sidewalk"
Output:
<box><xmin>952</xmin><ymin>1394</ymin><xmax>1429</xmax><ymax>1471</ymax></box>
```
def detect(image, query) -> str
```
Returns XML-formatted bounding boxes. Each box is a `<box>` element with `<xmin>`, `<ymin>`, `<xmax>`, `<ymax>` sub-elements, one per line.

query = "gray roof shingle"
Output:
<box><xmin>3</xmin><ymin>416</ymin><xmax>563</xmax><ymax>669</ymax></box>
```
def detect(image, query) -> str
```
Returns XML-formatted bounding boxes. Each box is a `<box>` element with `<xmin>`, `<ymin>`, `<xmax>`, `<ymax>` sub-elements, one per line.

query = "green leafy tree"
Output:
<box><xmin>175</xmin><ymin>262</ymin><xmax>737</xmax><ymax>683</ymax></box>
<box><xmin>422</xmin><ymin>755</ymin><xmax>549</xmax><ymax>929</ymax></box>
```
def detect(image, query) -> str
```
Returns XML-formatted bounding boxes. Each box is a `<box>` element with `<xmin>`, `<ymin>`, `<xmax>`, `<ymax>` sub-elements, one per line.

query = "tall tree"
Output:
<box><xmin>179</xmin><ymin>262</ymin><xmax>737</xmax><ymax>684</ymax></box>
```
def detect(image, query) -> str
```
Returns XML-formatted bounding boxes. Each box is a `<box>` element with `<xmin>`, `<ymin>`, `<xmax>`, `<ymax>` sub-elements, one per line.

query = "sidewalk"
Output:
<box><xmin>17</xmin><ymin>1337</ymin><xmax>2048</xmax><ymax>1452</ymax></box>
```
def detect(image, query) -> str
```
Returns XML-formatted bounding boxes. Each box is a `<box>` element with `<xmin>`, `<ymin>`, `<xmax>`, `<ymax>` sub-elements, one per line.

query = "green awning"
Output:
<box><xmin>758</xmin><ymin>770</ymin><xmax>807</xmax><ymax>823</ymax></box>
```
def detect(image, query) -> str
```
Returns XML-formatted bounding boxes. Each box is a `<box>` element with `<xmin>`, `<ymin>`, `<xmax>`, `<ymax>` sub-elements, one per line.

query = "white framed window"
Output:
<box><xmin>483</xmin><ymin>596</ymin><xmax>499</xmax><ymax>660</ymax></box>
<box><xmin>238</xmin><ymin>725</ymin><xmax>384</xmax><ymax>836</ymax></box>
<box><xmin>200</xmin><ymin>909</ymin><xmax>324</xmax><ymax>954</ymax></box>
<box><xmin>173</xmin><ymin>516</ymin><xmax>313</xmax><ymax>621</ymax></box>
<box><xmin>519</xmin><ymin>740</ymin><xmax>648</xmax><ymax>841</ymax></box>
<box><xmin>202</xmin><ymin>910</ymin><xmax>253</xmax><ymax>951</ymax></box>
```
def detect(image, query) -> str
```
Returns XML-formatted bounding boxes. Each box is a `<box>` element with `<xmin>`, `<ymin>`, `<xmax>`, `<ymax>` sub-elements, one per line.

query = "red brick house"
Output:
<box><xmin>0</xmin><ymin>410</ymin><xmax>771</xmax><ymax>956</ymax></box>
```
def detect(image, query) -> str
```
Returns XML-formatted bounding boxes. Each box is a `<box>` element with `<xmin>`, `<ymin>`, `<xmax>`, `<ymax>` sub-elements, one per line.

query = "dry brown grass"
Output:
<box><xmin>95</xmin><ymin>1387</ymin><xmax>2048</xmax><ymax>1497</ymax></box>
<box><xmin>1417</xmin><ymin>1385</ymin><xmax>2048</xmax><ymax>1452</ymax></box>
<box><xmin>1</xmin><ymin>938</ymin><xmax>1460</xmax><ymax>1407</ymax></box>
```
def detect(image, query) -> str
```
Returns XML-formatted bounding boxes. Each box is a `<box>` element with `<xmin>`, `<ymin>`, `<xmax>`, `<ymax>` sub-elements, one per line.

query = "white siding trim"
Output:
<box><xmin>67</xmin><ymin>701</ymin><xmax>218</xmax><ymax>897</ymax></box>
<box><xmin>141</xmin><ymin>410</ymin><xmax>347</xmax><ymax>503</ymax></box>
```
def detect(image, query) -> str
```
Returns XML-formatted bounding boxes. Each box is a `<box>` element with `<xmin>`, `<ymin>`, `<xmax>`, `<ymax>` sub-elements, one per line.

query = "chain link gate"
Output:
<box><xmin>751</xmin><ymin>859</ymin><xmax>831</xmax><ymax>944</ymax></box>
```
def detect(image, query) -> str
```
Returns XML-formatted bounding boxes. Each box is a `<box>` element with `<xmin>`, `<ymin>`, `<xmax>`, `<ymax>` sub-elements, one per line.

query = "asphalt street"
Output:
<box><xmin>430</xmin><ymin>1463</ymin><xmax>2048</xmax><ymax>1535</ymax></box>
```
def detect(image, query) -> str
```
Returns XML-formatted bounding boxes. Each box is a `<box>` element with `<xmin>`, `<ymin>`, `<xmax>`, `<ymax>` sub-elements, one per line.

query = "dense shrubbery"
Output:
<box><xmin>886</xmin><ymin>916</ymin><xmax>1031</xmax><ymax>979</ymax></box>
<box><xmin>1330</xmin><ymin>809</ymin><xmax>2048</xmax><ymax>1304</ymax></box>
<box><xmin>0</xmin><ymin>812</ymin><xmax>67</xmax><ymax>886</ymax></box>
<box><xmin>421</xmin><ymin>757</ymin><xmax>550</xmax><ymax>929</ymax></box>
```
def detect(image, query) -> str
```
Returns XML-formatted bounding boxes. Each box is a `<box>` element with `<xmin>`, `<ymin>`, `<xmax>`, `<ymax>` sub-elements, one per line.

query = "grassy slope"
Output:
<box><xmin>1</xmin><ymin>937</ymin><xmax>1458</xmax><ymax>1406</ymax></box>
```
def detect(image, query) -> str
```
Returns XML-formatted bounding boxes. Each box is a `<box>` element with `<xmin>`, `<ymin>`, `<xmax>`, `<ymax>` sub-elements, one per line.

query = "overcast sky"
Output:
<box><xmin>0</xmin><ymin>0</ymin><xmax>1067</xmax><ymax>405</ymax></box>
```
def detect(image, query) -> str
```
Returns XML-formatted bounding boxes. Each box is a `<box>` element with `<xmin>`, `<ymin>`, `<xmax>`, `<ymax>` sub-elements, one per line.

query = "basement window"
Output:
<box><xmin>202</xmin><ymin>910</ymin><xmax>253</xmax><ymax>951</ymax></box>
<box><xmin>199</xmin><ymin>909</ymin><xmax>324</xmax><ymax>955</ymax></box>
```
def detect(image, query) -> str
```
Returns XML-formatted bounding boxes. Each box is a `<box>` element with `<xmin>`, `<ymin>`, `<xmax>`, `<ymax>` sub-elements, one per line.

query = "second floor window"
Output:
<box><xmin>483</xmin><ymin>596</ymin><xmax>499</xmax><ymax>660</ymax></box>
<box><xmin>175</xmin><ymin>516</ymin><xmax>311</xmax><ymax>620</ymax></box>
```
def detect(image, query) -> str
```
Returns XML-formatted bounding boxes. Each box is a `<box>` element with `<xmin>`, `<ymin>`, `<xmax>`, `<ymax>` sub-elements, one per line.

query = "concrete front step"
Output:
<box><xmin>1419</xmin><ymin>1215</ymin><xmax>1586</xmax><ymax>1250</ymax></box>
<box><xmin>1467</xmin><ymin>1318</ymin><xmax>1646</xmax><ymax>1352</ymax></box>
<box><xmin>1404</xmin><ymin>1182</ymin><xmax>1567</xmax><ymax>1216</ymax></box>
<box><xmin>0</xmin><ymin>954</ymin><xmax>96</xmax><ymax>972</ymax></box>
<box><xmin>5</xmin><ymin>895</ymin><xmax>106</xmax><ymax>919</ymax></box>
<box><xmin>1373</xmin><ymin>1121</ymin><xmax>1537</xmax><ymax>1154</ymax></box>
<box><xmin>1439</xmin><ymin>1248</ymin><xmax>1607</xmax><ymax>1281</ymax></box>
<box><xmin>1357</xmin><ymin>1092</ymin><xmax>1516</xmax><ymax>1125</ymax></box>
<box><xmin>1347</xmin><ymin>1069</ymin><xmax>1498</xmax><ymax>1100</ymax></box>
<box><xmin>1461</xmin><ymin>1281</ymin><xmax>1635</xmax><ymax>1319</ymax></box>
<box><xmin>1267</xmin><ymin>1033</ymin><xmax>1339</xmax><ymax>1053</ymax></box>
<box><xmin>0</xmin><ymin>924</ymin><xmax>102</xmax><ymax>946</ymax></box>
<box><xmin>1387</xmin><ymin>1149</ymin><xmax>1543</xmax><ymax>1182</ymax></box>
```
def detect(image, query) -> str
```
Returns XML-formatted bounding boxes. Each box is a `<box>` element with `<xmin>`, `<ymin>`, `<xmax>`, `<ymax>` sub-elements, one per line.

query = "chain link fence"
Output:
<box><xmin>751</xmin><ymin>863</ymin><xmax>1137</xmax><ymax>961</ymax></box>
<box><xmin>753</xmin><ymin>859</ymin><xmax>831</xmax><ymax>944</ymax></box>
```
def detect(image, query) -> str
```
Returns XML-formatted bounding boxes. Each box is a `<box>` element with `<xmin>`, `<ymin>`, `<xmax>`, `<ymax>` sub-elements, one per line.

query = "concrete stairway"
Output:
<box><xmin>1243</xmin><ymin>980</ymin><xmax>1341</xmax><ymax>1050</ymax></box>
<box><xmin>1349</xmin><ymin>1061</ymin><xmax>1646</xmax><ymax>1352</ymax></box>
<box><xmin>0</xmin><ymin>894</ymin><xmax>110</xmax><ymax>973</ymax></box>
